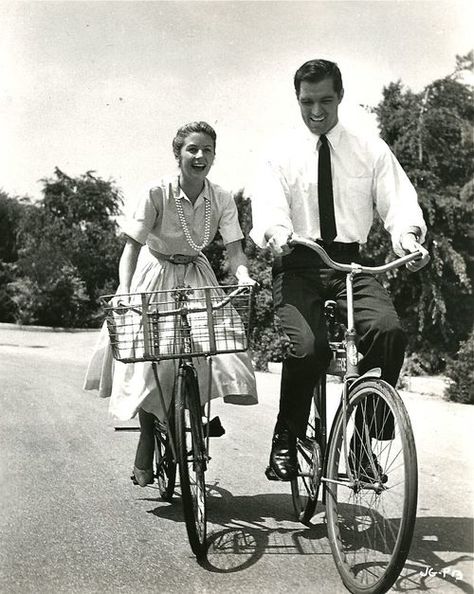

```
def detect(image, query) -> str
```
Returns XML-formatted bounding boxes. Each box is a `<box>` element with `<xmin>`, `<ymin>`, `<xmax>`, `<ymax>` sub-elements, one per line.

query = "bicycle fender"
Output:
<box><xmin>349</xmin><ymin>367</ymin><xmax>382</xmax><ymax>390</ymax></box>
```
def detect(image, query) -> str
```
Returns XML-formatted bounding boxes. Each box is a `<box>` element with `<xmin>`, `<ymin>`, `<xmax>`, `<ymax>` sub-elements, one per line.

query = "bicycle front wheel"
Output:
<box><xmin>175</xmin><ymin>364</ymin><xmax>207</xmax><ymax>558</ymax></box>
<box><xmin>325</xmin><ymin>379</ymin><xmax>417</xmax><ymax>594</ymax></box>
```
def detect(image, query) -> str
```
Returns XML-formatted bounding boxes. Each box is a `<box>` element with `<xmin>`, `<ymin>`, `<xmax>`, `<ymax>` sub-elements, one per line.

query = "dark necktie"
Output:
<box><xmin>318</xmin><ymin>134</ymin><xmax>337</xmax><ymax>243</ymax></box>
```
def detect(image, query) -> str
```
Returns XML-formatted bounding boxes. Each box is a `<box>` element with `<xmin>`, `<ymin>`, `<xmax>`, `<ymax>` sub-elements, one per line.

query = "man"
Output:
<box><xmin>250</xmin><ymin>59</ymin><xmax>429</xmax><ymax>480</ymax></box>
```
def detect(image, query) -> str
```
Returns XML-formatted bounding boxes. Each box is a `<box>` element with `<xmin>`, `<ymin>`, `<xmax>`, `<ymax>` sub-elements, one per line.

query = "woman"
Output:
<box><xmin>84</xmin><ymin>121</ymin><xmax>257</xmax><ymax>486</ymax></box>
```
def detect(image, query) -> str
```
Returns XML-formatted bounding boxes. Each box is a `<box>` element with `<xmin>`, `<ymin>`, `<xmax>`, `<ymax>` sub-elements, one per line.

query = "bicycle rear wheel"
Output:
<box><xmin>175</xmin><ymin>364</ymin><xmax>207</xmax><ymax>558</ymax></box>
<box><xmin>291</xmin><ymin>396</ymin><xmax>321</xmax><ymax>524</ymax></box>
<box><xmin>154</xmin><ymin>414</ymin><xmax>176</xmax><ymax>502</ymax></box>
<box><xmin>325</xmin><ymin>379</ymin><xmax>417</xmax><ymax>594</ymax></box>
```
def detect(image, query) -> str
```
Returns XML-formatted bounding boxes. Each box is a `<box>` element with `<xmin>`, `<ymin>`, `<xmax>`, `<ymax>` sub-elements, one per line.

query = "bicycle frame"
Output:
<box><xmin>142</xmin><ymin>283</ymin><xmax>252</xmax><ymax>466</ymax></box>
<box><xmin>289</xmin><ymin>234</ymin><xmax>423</xmax><ymax>493</ymax></box>
<box><xmin>151</xmin><ymin>290</ymin><xmax>213</xmax><ymax>466</ymax></box>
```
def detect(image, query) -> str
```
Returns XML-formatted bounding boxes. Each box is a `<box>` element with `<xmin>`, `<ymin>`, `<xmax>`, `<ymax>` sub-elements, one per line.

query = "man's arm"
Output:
<box><xmin>249</xmin><ymin>158</ymin><xmax>293</xmax><ymax>250</ymax></box>
<box><xmin>373</xmin><ymin>142</ymin><xmax>429</xmax><ymax>271</ymax></box>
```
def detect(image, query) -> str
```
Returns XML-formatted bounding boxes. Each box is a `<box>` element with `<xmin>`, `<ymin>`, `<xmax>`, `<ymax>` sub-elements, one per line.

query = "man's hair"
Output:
<box><xmin>172</xmin><ymin>121</ymin><xmax>217</xmax><ymax>161</ymax></box>
<box><xmin>294</xmin><ymin>59</ymin><xmax>343</xmax><ymax>97</ymax></box>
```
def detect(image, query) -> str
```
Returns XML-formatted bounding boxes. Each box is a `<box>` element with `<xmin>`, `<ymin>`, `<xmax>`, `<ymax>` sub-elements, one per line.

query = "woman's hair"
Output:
<box><xmin>294</xmin><ymin>59</ymin><xmax>343</xmax><ymax>97</ymax></box>
<box><xmin>172</xmin><ymin>121</ymin><xmax>217</xmax><ymax>161</ymax></box>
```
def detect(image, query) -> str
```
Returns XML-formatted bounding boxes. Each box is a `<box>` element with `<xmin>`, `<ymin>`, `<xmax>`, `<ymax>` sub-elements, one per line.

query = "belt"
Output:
<box><xmin>151</xmin><ymin>250</ymin><xmax>199</xmax><ymax>264</ymax></box>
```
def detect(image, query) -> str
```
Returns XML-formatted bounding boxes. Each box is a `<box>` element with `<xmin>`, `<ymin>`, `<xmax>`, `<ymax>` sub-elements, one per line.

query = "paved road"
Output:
<box><xmin>0</xmin><ymin>326</ymin><xmax>472</xmax><ymax>594</ymax></box>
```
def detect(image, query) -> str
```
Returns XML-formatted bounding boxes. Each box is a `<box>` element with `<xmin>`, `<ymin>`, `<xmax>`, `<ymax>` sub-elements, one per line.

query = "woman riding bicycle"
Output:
<box><xmin>84</xmin><ymin>121</ymin><xmax>257</xmax><ymax>486</ymax></box>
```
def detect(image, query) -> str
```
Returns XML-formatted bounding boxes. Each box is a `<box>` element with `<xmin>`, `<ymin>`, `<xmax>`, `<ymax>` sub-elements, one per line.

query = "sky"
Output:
<box><xmin>1</xmin><ymin>0</ymin><xmax>473</xmax><ymax>211</ymax></box>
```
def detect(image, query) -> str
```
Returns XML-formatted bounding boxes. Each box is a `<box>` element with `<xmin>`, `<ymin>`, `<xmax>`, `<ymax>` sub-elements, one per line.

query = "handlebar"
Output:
<box><xmin>288</xmin><ymin>234</ymin><xmax>423</xmax><ymax>275</ymax></box>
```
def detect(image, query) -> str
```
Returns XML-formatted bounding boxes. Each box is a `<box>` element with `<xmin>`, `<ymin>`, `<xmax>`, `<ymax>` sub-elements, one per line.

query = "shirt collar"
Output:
<box><xmin>173</xmin><ymin>176</ymin><xmax>210</xmax><ymax>202</ymax></box>
<box><xmin>305</xmin><ymin>121</ymin><xmax>343</xmax><ymax>151</ymax></box>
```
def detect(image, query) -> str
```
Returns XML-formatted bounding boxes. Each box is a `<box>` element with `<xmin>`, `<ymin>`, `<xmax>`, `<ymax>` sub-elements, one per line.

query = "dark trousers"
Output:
<box><xmin>273</xmin><ymin>245</ymin><xmax>407</xmax><ymax>439</ymax></box>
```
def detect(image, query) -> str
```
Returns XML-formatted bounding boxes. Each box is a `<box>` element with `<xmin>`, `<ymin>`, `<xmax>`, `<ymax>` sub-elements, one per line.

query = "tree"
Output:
<box><xmin>0</xmin><ymin>191</ymin><xmax>32</xmax><ymax>321</ymax></box>
<box><xmin>365</xmin><ymin>52</ymin><xmax>474</xmax><ymax>372</ymax></box>
<box><xmin>8</xmin><ymin>168</ymin><xmax>124</xmax><ymax>327</ymax></box>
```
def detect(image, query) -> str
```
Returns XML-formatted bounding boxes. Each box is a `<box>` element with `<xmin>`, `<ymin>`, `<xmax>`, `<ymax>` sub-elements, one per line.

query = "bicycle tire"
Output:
<box><xmin>175</xmin><ymin>364</ymin><xmax>207</xmax><ymax>558</ymax></box>
<box><xmin>325</xmin><ymin>379</ymin><xmax>418</xmax><ymax>594</ymax></box>
<box><xmin>154</xmin><ymin>413</ymin><xmax>177</xmax><ymax>502</ymax></box>
<box><xmin>291</xmin><ymin>396</ymin><xmax>321</xmax><ymax>524</ymax></box>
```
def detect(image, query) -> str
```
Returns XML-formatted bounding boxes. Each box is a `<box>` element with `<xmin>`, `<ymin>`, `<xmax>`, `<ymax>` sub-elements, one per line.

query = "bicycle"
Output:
<box><xmin>102</xmin><ymin>283</ymin><xmax>254</xmax><ymax>559</ymax></box>
<box><xmin>287</xmin><ymin>235</ymin><xmax>421</xmax><ymax>594</ymax></box>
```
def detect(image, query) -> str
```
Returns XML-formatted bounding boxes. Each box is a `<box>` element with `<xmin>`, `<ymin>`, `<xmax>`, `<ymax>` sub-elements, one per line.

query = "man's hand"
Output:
<box><xmin>399</xmin><ymin>232</ymin><xmax>430</xmax><ymax>272</ymax></box>
<box><xmin>265</xmin><ymin>226</ymin><xmax>292</xmax><ymax>257</ymax></box>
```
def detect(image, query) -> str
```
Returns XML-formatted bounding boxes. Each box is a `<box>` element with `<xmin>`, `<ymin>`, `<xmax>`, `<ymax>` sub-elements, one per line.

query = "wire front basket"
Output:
<box><xmin>101</xmin><ymin>284</ymin><xmax>254</xmax><ymax>363</ymax></box>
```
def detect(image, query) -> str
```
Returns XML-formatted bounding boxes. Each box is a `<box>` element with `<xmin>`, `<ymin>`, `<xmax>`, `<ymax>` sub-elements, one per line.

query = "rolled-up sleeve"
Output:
<box><xmin>249</xmin><ymin>159</ymin><xmax>293</xmax><ymax>248</ymax></box>
<box><xmin>373</xmin><ymin>143</ymin><xmax>427</xmax><ymax>253</ymax></box>
<box><xmin>121</xmin><ymin>187</ymin><xmax>160</xmax><ymax>245</ymax></box>
<box><xmin>218</xmin><ymin>192</ymin><xmax>244</xmax><ymax>245</ymax></box>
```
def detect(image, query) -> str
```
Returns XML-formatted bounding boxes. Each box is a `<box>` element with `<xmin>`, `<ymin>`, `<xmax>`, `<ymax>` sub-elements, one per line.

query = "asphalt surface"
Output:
<box><xmin>0</xmin><ymin>325</ymin><xmax>472</xmax><ymax>594</ymax></box>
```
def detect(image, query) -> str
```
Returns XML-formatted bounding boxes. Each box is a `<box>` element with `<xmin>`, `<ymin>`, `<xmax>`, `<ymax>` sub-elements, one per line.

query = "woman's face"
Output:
<box><xmin>179</xmin><ymin>132</ymin><xmax>215</xmax><ymax>182</ymax></box>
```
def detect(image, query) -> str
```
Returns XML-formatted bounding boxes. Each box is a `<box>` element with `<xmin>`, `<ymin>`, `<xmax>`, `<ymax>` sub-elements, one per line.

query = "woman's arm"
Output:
<box><xmin>225</xmin><ymin>240</ymin><xmax>255</xmax><ymax>285</ymax></box>
<box><xmin>118</xmin><ymin>236</ymin><xmax>142</xmax><ymax>293</ymax></box>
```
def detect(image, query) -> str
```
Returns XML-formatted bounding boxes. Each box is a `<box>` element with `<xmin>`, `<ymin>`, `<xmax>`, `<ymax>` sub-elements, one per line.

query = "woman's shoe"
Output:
<box><xmin>133</xmin><ymin>466</ymin><xmax>154</xmax><ymax>487</ymax></box>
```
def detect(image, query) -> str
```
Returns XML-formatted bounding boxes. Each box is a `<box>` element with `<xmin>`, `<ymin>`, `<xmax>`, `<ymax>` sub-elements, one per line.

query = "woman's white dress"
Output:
<box><xmin>83</xmin><ymin>175</ymin><xmax>258</xmax><ymax>420</ymax></box>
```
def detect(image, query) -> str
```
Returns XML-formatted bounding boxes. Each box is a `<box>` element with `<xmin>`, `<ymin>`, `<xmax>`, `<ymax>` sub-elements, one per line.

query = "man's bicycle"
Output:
<box><xmin>288</xmin><ymin>235</ymin><xmax>420</xmax><ymax>594</ymax></box>
<box><xmin>102</xmin><ymin>283</ymin><xmax>254</xmax><ymax>559</ymax></box>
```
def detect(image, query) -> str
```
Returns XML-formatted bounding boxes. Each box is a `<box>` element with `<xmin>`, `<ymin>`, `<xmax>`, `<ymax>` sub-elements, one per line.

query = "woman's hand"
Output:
<box><xmin>235</xmin><ymin>265</ymin><xmax>257</xmax><ymax>286</ymax></box>
<box><xmin>226</xmin><ymin>240</ymin><xmax>257</xmax><ymax>285</ymax></box>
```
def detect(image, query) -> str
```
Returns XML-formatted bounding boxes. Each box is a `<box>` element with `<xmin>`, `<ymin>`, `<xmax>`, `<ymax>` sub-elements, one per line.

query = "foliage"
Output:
<box><xmin>4</xmin><ymin>168</ymin><xmax>124</xmax><ymax>327</ymax></box>
<box><xmin>365</xmin><ymin>52</ymin><xmax>474</xmax><ymax>373</ymax></box>
<box><xmin>0</xmin><ymin>192</ymin><xmax>30</xmax><ymax>321</ymax></box>
<box><xmin>444</xmin><ymin>329</ymin><xmax>474</xmax><ymax>404</ymax></box>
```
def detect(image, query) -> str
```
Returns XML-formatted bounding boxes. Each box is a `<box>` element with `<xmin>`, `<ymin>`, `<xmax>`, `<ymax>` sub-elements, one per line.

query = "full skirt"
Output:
<box><xmin>83</xmin><ymin>248</ymin><xmax>258</xmax><ymax>420</ymax></box>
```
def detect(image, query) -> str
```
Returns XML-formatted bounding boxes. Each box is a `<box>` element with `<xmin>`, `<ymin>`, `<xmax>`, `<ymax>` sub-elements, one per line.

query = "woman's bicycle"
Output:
<box><xmin>102</xmin><ymin>283</ymin><xmax>254</xmax><ymax>559</ymax></box>
<box><xmin>288</xmin><ymin>235</ymin><xmax>420</xmax><ymax>594</ymax></box>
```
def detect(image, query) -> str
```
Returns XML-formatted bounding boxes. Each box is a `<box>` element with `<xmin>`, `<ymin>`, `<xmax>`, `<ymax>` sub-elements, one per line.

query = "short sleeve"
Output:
<box><xmin>121</xmin><ymin>186</ymin><xmax>161</xmax><ymax>244</ymax></box>
<box><xmin>217</xmin><ymin>191</ymin><xmax>244</xmax><ymax>245</ymax></box>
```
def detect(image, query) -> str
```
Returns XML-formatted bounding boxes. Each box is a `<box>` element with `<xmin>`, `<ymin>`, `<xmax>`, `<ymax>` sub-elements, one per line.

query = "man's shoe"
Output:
<box><xmin>132</xmin><ymin>466</ymin><xmax>154</xmax><ymax>487</ymax></box>
<box><xmin>266</xmin><ymin>427</ymin><xmax>297</xmax><ymax>481</ymax></box>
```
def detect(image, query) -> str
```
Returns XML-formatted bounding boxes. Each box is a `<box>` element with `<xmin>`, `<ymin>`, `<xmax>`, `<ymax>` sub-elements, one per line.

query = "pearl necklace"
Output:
<box><xmin>173</xmin><ymin>182</ymin><xmax>211</xmax><ymax>252</ymax></box>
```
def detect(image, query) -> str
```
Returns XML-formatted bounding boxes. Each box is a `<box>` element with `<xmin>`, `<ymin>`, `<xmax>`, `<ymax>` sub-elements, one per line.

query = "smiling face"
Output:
<box><xmin>297</xmin><ymin>77</ymin><xmax>343</xmax><ymax>136</ymax></box>
<box><xmin>178</xmin><ymin>132</ymin><xmax>216</xmax><ymax>182</ymax></box>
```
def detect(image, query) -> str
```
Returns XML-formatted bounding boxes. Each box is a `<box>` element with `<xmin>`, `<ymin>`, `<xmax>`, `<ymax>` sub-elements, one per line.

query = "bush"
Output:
<box><xmin>444</xmin><ymin>330</ymin><xmax>474</xmax><ymax>404</ymax></box>
<box><xmin>8</xmin><ymin>264</ymin><xmax>90</xmax><ymax>327</ymax></box>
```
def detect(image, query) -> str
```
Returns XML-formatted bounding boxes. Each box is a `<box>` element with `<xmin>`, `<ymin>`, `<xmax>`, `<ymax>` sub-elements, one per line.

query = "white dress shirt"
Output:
<box><xmin>250</xmin><ymin>122</ymin><xmax>427</xmax><ymax>254</ymax></box>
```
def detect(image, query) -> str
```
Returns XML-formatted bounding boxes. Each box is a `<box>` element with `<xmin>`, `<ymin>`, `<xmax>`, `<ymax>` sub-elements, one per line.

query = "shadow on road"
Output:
<box><xmin>140</xmin><ymin>483</ymin><xmax>473</xmax><ymax>592</ymax></box>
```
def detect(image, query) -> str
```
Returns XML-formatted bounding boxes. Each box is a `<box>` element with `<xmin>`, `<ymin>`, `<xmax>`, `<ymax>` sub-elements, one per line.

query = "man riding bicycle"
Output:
<box><xmin>250</xmin><ymin>58</ymin><xmax>430</xmax><ymax>481</ymax></box>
